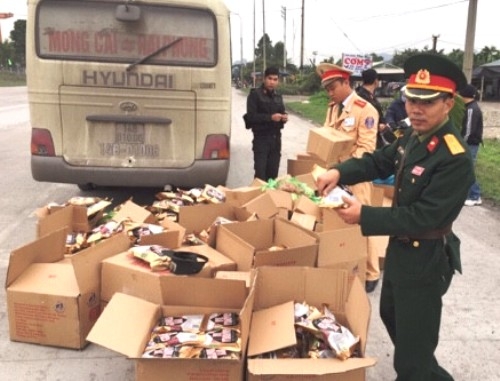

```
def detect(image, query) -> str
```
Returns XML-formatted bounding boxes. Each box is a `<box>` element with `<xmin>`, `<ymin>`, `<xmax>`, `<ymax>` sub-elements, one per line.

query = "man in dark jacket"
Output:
<box><xmin>459</xmin><ymin>84</ymin><xmax>483</xmax><ymax>206</ymax></box>
<box><xmin>316</xmin><ymin>54</ymin><xmax>474</xmax><ymax>381</ymax></box>
<box><xmin>385</xmin><ymin>86</ymin><xmax>409</xmax><ymax>137</ymax></box>
<box><xmin>356</xmin><ymin>68</ymin><xmax>396</xmax><ymax>147</ymax></box>
<box><xmin>245</xmin><ymin>66</ymin><xmax>288</xmax><ymax>181</ymax></box>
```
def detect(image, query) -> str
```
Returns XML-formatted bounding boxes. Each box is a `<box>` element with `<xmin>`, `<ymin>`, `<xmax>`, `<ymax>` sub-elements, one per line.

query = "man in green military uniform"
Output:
<box><xmin>316</xmin><ymin>54</ymin><xmax>474</xmax><ymax>381</ymax></box>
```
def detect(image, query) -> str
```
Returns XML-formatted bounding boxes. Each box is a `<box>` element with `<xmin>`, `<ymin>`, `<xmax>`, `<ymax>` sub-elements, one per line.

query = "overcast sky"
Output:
<box><xmin>224</xmin><ymin>0</ymin><xmax>497</xmax><ymax>65</ymax></box>
<box><xmin>2</xmin><ymin>0</ymin><xmax>496</xmax><ymax>65</ymax></box>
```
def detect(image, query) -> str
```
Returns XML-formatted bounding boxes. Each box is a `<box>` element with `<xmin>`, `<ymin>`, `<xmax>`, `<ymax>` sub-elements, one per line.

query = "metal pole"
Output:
<box><xmin>253</xmin><ymin>0</ymin><xmax>256</xmax><ymax>87</ymax></box>
<box><xmin>463</xmin><ymin>0</ymin><xmax>478</xmax><ymax>83</ymax></box>
<box><xmin>262</xmin><ymin>0</ymin><xmax>266</xmax><ymax>73</ymax></box>
<box><xmin>300</xmin><ymin>0</ymin><xmax>304</xmax><ymax>71</ymax></box>
<box><xmin>239</xmin><ymin>15</ymin><xmax>244</xmax><ymax>83</ymax></box>
<box><xmin>282</xmin><ymin>6</ymin><xmax>287</xmax><ymax>83</ymax></box>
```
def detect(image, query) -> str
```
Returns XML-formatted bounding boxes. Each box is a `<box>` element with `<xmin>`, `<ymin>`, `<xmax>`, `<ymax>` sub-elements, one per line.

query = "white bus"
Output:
<box><xmin>27</xmin><ymin>0</ymin><xmax>232</xmax><ymax>190</ymax></box>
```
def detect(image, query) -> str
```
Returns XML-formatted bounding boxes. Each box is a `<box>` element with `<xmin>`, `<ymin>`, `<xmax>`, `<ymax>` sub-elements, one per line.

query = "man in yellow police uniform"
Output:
<box><xmin>316</xmin><ymin>54</ymin><xmax>474</xmax><ymax>381</ymax></box>
<box><xmin>316</xmin><ymin>63</ymin><xmax>381</xmax><ymax>293</ymax></box>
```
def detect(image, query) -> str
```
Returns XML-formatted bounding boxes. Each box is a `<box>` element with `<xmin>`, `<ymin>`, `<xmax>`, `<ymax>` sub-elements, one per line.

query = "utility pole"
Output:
<box><xmin>300</xmin><ymin>0</ymin><xmax>305</xmax><ymax>71</ymax></box>
<box><xmin>463</xmin><ymin>0</ymin><xmax>478</xmax><ymax>83</ymax></box>
<box><xmin>262</xmin><ymin>0</ymin><xmax>266</xmax><ymax>73</ymax></box>
<box><xmin>281</xmin><ymin>6</ymin><xmax>287</xmax><ymax>82</ymax></box>
<box><xmin>432</xmin><ymin>34</ymin><xmax>440</xmax><ymax>52</ymax></box>
<box><xmin>253</xmin><ymin>0</ymin><xmax>256</xmax><ymax>87</ymax></box>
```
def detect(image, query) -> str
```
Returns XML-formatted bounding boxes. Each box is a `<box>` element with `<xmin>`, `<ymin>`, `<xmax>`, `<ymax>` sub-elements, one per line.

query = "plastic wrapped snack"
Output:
<box><xmin>318</xmin><ymin>185</ymin><xmax>354</xmax><ymax>209</ymax></box>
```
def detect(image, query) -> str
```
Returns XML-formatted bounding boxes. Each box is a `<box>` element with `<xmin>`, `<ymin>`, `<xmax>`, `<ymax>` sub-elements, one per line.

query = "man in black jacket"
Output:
<box><xmin>356</xmin><ymin>68</ymin><xmax>396</xmax><ymax>148</ymax></box>
<box><xmin>245</xmin><ymin>67</ymin><xmax>288</xmax><ymax>181</ymax></box>
<box><xmin>459</xmin><ymin>84</ymin><xmax>484</xmax><ymax>206</ymax></box>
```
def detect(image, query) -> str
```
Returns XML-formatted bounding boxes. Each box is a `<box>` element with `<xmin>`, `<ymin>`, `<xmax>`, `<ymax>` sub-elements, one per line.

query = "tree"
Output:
<box><xmin>475</xmin><ymin>46</ymin><xmax>500</xmax><ymax>66</ymax></box>
<box><xmin>10</xmin><ymin>19</ymin><xmax>26</xmax><ymax>67</ymax></box>
<box><xmin>447</xmin><ymin>49</ymin><xmax>464</xmax><ymax>68</ymax></box>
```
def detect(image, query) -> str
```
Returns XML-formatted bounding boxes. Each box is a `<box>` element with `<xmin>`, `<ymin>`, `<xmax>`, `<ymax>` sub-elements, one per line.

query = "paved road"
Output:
<box><xmin>0</xmin><ymin>87</ymin><xmax>499</xmax><ymax>380</ymax></box>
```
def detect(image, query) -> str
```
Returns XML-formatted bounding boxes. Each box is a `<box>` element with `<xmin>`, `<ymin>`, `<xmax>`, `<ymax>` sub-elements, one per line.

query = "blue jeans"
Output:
<box><xmin>468</xmin><ymin>144</ymin><xmax>481</xmax><ymax>200</ymax></box>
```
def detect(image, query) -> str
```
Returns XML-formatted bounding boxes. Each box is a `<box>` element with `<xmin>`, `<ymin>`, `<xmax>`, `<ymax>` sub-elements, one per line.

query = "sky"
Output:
<box><xmin>223</xmin><ymin>0</ymin><xmax>498</xmax><ymax>65</ymax></box>
<box><xmin>1</xmin><ymin>1</ymin><xmax>497</xmax><ymax>66</ymax></box>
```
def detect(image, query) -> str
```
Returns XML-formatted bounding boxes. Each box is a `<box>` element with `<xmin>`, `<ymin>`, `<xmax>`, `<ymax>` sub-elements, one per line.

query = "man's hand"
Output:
<box><xmin>336</xmin><ymin>196</ymin><xmax>362</xmax><ymax>224</ymax></box>
<box><xmin>315</xmin><ymin>169</ymin><xmax>341</xmax><ymax>196</ymax></box>
<box><xmin>271</xmin><ymin>113</ymin><xmax>287</xmax><ymax>122</ymax></box>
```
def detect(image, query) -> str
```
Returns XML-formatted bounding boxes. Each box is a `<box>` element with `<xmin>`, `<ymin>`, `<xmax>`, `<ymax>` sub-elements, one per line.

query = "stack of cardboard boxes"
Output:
<box><xmin>6</xmin><ymin>126</ymin><xmax>394</xmax><ymax>380</ymax></box>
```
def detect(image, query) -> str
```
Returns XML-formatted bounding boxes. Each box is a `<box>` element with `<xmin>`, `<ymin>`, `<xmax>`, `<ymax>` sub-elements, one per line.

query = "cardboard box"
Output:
<box><xmin>215</xmin><ymin>218</ymin><xmax>318</xmax><ymax>271</ymax></box>
<box><xmin>101</xmin><ymin>239</ymin><xmax>237</xmax><ymax>304</ymax></box>
<box><xmin>6</xmin><ymin>229</ymin><xmax>131</xmax><ymax>349</ymax></box>
<box><xmin>36</xmin><ymin>204</ymin><xmax>96</xmax><ymax>238</ymax></box>
<box><xmin>241</xmin><ymin>192</ymin><xmax>279</xmax><ymax>220</ymax></box>
<box><xmin>220</xmin><ymin>185</ymin><xmax>263</xmax><ymax>207</ymax></box>
<box><xmin>34</xmin><ymin>202</ymin><xmax>107</xmax><ymax>238</ymax></box>
<box><xmin>113</xmin><ymin>199</ymin><xmax>157</xmax><ymax>224</ymax></box>
<box><xmin>178</xmin><ymin>203</ymin><xmax>251</xmax><ymax>235</ymax></box>
<box><xmin>287</xmin><ymin>158</ymin><xmax>318</xmax><ymax>176</ymax></box>
<box><xmin>247</xmin><ymin>267</ymin><xmax>376</xmax><ymax>381</ymax></box>
<box><xmin>88</xmin><ymin>276</ymin><xmax>255</xmax><ymax>381</ymax></box>
<box><xmin>306</xmin><ymin>127</ymin><xmax>355</xmax><ymax>165</ymax></box>
<box><xmin>373</xmin><ymin>183</ymin><xmax>395</xmax><ymax>200</ymax></box>
<box><xmin>317</xmin><ymin>210</ymin><xmax>368</xmax><ymax>285</ymax></box>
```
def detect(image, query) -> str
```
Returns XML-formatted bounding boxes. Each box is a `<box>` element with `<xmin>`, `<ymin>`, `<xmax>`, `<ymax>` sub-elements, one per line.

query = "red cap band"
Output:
<box><xmin>322</xmin><ymin>69</ymin><xmax>350</xmax><ymax>83</ymax></box>
<box><xmin>407</xmin><ymin>70</ymin><xmax>456</xmax><ymax>93</ymax></box>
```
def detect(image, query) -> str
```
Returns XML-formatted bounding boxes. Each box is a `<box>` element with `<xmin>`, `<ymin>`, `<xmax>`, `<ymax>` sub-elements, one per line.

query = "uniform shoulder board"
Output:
<box><xmin>443</xmin><ymin>134</ymin><xmax>466</xmax><ymax>155</ymax></box>
<box><xmin>354</xmin><ymin>99</ymin><xmax>367</xmax><ymax>108</ymax></box>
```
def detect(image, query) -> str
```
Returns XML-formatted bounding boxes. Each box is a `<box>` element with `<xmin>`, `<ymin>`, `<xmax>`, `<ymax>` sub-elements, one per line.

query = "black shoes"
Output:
<box><xmin>365</xmin><ymin>279</ymin><xmax>379</xmax><ymax>293</ymax></box>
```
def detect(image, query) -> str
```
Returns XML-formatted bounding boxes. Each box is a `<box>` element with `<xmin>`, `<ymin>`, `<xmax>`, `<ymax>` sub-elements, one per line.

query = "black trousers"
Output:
<box><xmin>252</xmin><ymin>134</ymin><xmax>281</xmax><ymax>181</ymax></box>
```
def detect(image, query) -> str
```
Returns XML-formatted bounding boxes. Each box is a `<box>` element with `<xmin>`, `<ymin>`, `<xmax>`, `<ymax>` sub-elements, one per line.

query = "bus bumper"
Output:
<box><xmin>31</xmin><ymin>156</ymin><xmax>230</xmax><ymax>188</ymax></box>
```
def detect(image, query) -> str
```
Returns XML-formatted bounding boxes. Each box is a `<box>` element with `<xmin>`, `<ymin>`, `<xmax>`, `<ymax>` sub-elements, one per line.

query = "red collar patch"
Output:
<box><xmin>427</xmin><ymin>136</ymin><xmax>439</xmax><ymax>152</ymax></box>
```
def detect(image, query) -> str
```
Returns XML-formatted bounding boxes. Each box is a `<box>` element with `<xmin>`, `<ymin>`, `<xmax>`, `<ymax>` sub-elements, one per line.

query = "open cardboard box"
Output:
<box><xmin>215</xmin><ymin>218</ymin><xmax>318</xmax><ymax>271</ymax></box>
<box><xmin>101</xmin><ymin>234</ymin><xmax>237</xmax><ymax>304</ymax></box>
<box><xmin>247</xmin><ymin>267</ymin><xmax>376</xmax><ymax>381</ymax></box>
<box><xmin>306</xmin><ymin>127</ymin><xmax>355</xmax><ymax>165</ymax></box>
<box><xmin>218</xmin><ymin>184</ymin><xmax>263</xmax><ymax>207</ymax></box>
<box><xmin>316</xmin><ymin>209</ymin><xmax>368</xmax><ymax>285</ymax></box>
<box><xmin>36</xmin><ymin>204</ymin><xmax>100</xmax><ymax>238</ymax></box>
<box><xmin>5</xmin><ymin>228</ymin><xmax>131</xmax><ymax>349</ymax></box>
<box><xmin>88</xmin><ymin>275</ymin><xmax>255</xmax><ymax>381</ymax></box>
<box><xmin>177</xmin><ymin>202</ymin><xmax>255</xmax><ymax>247</ymax></box>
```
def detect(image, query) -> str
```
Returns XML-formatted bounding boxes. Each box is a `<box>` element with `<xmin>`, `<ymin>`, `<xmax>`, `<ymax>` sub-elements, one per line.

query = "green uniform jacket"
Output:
<box><xmin>336</xmin><ymin>119</ymin><xmax>474</xmax><ymax>285</ymax></box>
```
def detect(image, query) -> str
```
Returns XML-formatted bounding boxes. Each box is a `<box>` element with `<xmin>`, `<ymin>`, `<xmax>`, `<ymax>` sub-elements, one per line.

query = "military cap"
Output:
<box><xmin>316</xmin><ymin>63</ymin><xmax>352</xmax><ymax>87</ymax></box>
<box><xmin>403</xmin><ymin>53</ymin><xmax>467</xmax><ymax>100</ymax></box>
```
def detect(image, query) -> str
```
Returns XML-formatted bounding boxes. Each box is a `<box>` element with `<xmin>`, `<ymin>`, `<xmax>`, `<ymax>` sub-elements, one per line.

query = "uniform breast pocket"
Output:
<box><xmin>400</xmin><ymin>166</ymin><xmax>431</xmax><ymax>200</ymax></box>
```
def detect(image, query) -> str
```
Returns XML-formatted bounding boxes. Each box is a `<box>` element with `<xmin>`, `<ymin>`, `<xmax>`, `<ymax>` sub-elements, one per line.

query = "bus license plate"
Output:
<box><xmin>115</xmin><ymin>123</ymin><xmax>145</xmax><ymax>144</ymax></box>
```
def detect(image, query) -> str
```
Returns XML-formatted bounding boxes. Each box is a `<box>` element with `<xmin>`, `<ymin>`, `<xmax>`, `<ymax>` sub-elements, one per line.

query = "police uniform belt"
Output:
<box><xmin>392</xmin><ymin>224</ymin><xmax>452</xmax><ymax>243</ymax></box>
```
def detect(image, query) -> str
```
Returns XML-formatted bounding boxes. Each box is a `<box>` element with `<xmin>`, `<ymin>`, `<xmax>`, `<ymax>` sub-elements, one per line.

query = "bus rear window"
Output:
<box><xmin>36</xmin><ymin>0</ymin><xmax>217</xmax><ymax>66</ymax></box>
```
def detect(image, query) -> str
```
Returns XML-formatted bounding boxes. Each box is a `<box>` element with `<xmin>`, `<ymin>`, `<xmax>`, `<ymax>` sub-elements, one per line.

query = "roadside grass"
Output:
<box><xmin>286</xmin><ymin>95</ymin><xmax>500</xmax><ymax>205</ymax></box>
<box><xmin>0</xmin><ymin>70</ymin><xmax>26</xmax><ymax>86</ymax></box>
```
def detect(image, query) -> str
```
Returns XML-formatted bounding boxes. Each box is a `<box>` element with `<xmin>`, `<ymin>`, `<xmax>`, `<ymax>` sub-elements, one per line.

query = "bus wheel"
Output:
<box><xmin>78</xmin><ymin>183</ymin><xmax>97</xmax><ymax>191</ymax></box>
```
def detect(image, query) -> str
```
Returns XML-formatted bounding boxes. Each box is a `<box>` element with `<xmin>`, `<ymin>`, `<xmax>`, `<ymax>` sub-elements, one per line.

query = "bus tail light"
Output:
<box><xmin>31</xmin><ymin>128</ymin><xmax>55</xmax><ymax>156</ymax></box>
<box><xmin>202</xmin><ymin>134</ymin><xmax>230</xmax><ymax>159</ymax></box>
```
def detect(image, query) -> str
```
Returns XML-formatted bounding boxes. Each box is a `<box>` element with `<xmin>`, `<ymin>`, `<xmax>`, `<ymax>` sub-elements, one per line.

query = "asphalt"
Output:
<box><xmin>1</xmin><ymin>89</ymin><xmax>499</xmax><ymax>380</ymax></box>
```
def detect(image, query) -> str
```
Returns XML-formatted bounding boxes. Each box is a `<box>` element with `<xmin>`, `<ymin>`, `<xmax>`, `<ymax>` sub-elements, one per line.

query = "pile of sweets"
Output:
<box><xmin>143</xmin><ymin>312</ymin><xmax>241</xmax><ymax>359</ymax></box>
<box><xmin>60</xmin><ymin>197</ymin><xmax>116</xmax><ymax>254</ymax></box>
<box><xmin>149</xmin><ymin>184</ymin><xmax>226</xmax><ymax>223</ymax></box>
<box><xmin>254</xmin><ymin>302</ymin><xmax>359</xmax><ymax>360</ymax></box>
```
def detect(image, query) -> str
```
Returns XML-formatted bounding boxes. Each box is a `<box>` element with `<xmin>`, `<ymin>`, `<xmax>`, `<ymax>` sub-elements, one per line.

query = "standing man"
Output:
<box><xmin>245</xmin><ymin>66</ymin><xmax>288</xmax><ymax>181</ymax></box>
<box><xmin>459</xmin><ymin>84</ymin><xmax>483</xmax><ymax>206</ymax></box>
<box><xmin>316</xmin><ymin>54</ymin><xmax>474</xmax><ymax>381</ymax></box>
<box><xmin>356</xmin><ymin>68</ymin><xmax>396</xmax><ymax>147</ymax></box>
<box><xmin>316</xmin><ymin>63</ymin><xmax>380</xmax><ymax>293</ymax></box>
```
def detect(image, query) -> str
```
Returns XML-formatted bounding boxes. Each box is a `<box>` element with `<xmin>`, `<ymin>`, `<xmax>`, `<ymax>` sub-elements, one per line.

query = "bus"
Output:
<box><xmin>27</xmin><ymin>0</ymin><xmax>232</xmax><ymax>190</ymax></box>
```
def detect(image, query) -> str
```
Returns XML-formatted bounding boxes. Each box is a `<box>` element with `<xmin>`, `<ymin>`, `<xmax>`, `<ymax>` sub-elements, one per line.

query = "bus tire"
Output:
<box><xmin>78</xmin><ymin>183</ymin><xmax>97</xmax><ymax>191</ymax></box>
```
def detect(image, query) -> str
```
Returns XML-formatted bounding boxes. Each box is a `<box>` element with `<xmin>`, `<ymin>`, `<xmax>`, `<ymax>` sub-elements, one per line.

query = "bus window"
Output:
<box><xmin>28</xmin><ymin>0</ymin><xmax>232</xmax><ymax>190</ymax></box>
